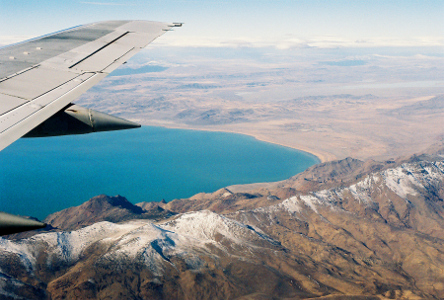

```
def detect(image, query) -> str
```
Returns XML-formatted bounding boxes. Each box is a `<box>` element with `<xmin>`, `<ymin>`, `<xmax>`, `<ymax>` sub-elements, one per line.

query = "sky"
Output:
<box><xmin>0</xmin><ymin>0</ymin><xmax>443</xmax><ymax>49</ymax></box>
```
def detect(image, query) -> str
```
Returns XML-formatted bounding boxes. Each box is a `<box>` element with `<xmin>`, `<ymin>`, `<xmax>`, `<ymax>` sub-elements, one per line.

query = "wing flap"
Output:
<box><xmin>0</xmin><ymin>72</ymin><xmax>107</xmax><ymax>150</ymax></box>
<box><xmin>0</xmin><ymin>94</ymin><xmax>28</xmax><ymax>115</ymax></box>
<box><xmin>0</xmin><ymin>67</ymin><xmax>78</xmax><ymax>100</ymax></box>
<box><xmin>70</xmin><ymin>34</ymin><xmax>135</xmax><ymax>73</ymax></box>
<box><xmin>40</xmin><ymin>29</ymin><xmax>131</xmax><ymax>72</ymax></box>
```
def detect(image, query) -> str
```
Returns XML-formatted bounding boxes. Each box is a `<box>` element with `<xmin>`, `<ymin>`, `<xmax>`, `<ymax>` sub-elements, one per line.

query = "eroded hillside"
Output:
<box><xmin>0</xmin><ymin>153</ymin><xmax>443</xmax><ymax>299</ymax></box>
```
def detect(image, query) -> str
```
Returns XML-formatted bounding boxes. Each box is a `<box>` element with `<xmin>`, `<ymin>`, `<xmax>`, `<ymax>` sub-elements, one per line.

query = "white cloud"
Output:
<box><xmin>154</xmin><ymin>34</ymin><xmax>444</xmax><ymax>49</ymax></box>
<box><xmin>1</xmin><ymin>33</ymin><xmax>442</xmax><ymax>50</ymax></box>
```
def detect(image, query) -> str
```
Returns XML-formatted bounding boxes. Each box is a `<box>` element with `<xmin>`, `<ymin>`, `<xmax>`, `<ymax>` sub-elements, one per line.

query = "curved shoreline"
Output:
<box><xmin>244</xmin><ymin>135</ymin><xmax>331</xmax><ymax>163</ymax></box>
<box><xmin>138</xmin><ymin>122</ymin><xmax>332</xmax><ymax>163</ymax></box>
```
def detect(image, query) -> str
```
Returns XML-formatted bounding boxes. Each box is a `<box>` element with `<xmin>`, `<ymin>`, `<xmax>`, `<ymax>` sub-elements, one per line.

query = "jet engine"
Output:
<box><xmin>24</xmin><ymin>103</ymin><xmax>140</xmax><ymax>137</ymax></box>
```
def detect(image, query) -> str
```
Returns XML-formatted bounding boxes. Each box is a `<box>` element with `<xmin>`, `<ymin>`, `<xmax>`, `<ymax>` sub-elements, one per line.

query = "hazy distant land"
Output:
<box><xmin>76</xmin><ymin>46</ymin><xmax>444</xmax><ymax>163</ymax></box>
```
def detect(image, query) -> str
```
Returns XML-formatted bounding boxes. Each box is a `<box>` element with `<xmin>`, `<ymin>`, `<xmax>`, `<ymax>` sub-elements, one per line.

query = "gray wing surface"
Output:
<box><xmin>0</xmin><ymin>20</ymin><xmax>179</xmax><ymax>151</ymax></box>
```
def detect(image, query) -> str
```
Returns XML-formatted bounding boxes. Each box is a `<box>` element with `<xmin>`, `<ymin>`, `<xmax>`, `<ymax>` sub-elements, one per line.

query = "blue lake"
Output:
<box><xmin>0</xmin><ymin>126</ymin><xmax>319</xmax><ymax>220</ymax></box>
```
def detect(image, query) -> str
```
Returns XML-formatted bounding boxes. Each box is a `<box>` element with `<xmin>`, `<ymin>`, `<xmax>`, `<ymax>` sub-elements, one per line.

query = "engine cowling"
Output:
<box><xmin>24</xmin><ymin>104</ymin><xmax>141</xmax><ymax>137</ymax></box>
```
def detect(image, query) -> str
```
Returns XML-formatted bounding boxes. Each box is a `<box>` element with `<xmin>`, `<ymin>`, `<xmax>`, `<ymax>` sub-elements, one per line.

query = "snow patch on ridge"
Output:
<box><xmin>99</xmin><ymin>222</ymin><xmax>182</xmax><ymax>275</ymax></box>
<box><xmin>0</xmin><ymin>211</ymin><xmax>279</xmax><ymax>275</ymax></box>
<box><xmin>382</xmin><ymin>166</ymin><xmax>420</xmax><ymax>199</ymax></box>
<box><xmin>347</xmin><ymin>174</ymin><xmax>381</xmax><ymax>204</ymax></box>
<box><xmin>0</xmin><ymin>238</ymin><xmax>37</xmax><ymax>272</ymax></box>
<box><xmin>38</xmin><ymin>221</ymin><xmax>136</xmax><ymax>265</ymax></box>
<box><xmin>160</xmin><ymin>210</ymin><xmax>277</xmax><ymax>248</ymax></box>
<box><xmin>272</xmin><ymin>160</ymin><xmax>444</xmax><ymax>216</ymax></box>
<box><xmin>1</xmin><ymin>160</ymin><xmax>442</xmax><ymax>277</ymax></box>
<box><xmin>277</xmin><ymin>193</ymin><xmax>334</xmax><ymax>214</ymax></box>
<box><xmin>382</xmin><ymin>162</ymin><xmax>444</xmax><ymax>199</ymax></box>
<box><xmin>276</xmin><ymin>175</ymin><xmax>383</xmax><ymax>216</ymax></box>
<box><xmin>278</xmin><ymin>196</ymin><xmax>302</xmax><ymax>214</ymax></box>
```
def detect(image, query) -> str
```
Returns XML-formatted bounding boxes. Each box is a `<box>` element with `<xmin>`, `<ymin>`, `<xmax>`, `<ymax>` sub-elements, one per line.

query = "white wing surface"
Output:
<box><xmin>0</xmin><ymin>20</ymin><xmax>180</xmax><ymax>151</ymax></box>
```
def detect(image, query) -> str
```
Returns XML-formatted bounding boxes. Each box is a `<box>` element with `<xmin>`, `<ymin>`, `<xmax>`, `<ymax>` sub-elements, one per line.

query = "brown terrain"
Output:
<box><xmin>77</xmin><ymin>49</ymin><xmax>444</xmax><ymax>163</ymax></box>
<box><xmin>1</xmin><ymin>45</ymin><xmax>444</xmax><ymax>300</ymax></box>
<box><xmin>1</xmin><ymin>146</ymin><xmax>443</xmax><ymax>299</ymax></box>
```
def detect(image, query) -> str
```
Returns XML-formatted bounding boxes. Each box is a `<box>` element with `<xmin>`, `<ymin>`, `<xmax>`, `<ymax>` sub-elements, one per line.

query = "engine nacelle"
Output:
<box><xmin>24</xmin><ymin>104</ymin><xmax>141</xmax><ymax>137</ymax></box>
<box><xmin>0</xmin><ymin>212</ymin><xmax>46</xmax><ymax>236</ymax></box>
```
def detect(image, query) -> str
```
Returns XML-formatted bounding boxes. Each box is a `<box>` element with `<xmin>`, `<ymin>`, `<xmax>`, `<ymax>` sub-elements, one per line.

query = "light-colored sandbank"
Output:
<box><xmin>242</xmin><ymin>134</ymin><xmax>333</xmax><ymax>163</ymax></box>
<box><xmin>133</xmin><ymin>94</ymin><xmax>444</xmax><ymax>164</ymax></box>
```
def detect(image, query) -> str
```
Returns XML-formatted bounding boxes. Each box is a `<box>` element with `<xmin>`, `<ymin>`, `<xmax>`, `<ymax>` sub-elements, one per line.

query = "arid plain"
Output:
<box><xmin>77</xmin><ymin>46</ymin><xmax>444</xmax><ymax>162</ymax></box>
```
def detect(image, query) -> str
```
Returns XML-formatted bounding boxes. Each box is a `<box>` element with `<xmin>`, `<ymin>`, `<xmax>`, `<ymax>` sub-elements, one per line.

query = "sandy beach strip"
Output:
<box><xmin>138</xmin><ymin>120</ymin><xmax>332</xmax><ymax>163</ymax></box>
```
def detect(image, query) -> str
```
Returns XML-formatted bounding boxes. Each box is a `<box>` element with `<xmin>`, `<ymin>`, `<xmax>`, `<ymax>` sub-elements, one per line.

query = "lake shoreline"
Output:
<box><xmin>2</xmin><ymin>126</ymin><xmax>319</xmax><ymax>219</ymax></box>
<box><xmin>138</xmin><ymin>122</ymin><xmax>327</xmax><ymax>163</ymax></box>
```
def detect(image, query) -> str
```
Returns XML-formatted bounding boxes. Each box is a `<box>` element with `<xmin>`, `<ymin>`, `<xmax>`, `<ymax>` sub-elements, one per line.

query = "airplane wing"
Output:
<box><xmin>0</xmin><ymin>20</ymin><xmax>181</xmax><ymax>151</ymax></box>
<box><xmin>0</xmin><ymin>20</ymin><xmax>181</xmax><ymax>235</ymax></box>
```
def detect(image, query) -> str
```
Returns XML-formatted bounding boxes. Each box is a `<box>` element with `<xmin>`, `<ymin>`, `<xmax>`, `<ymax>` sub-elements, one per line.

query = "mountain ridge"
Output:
<box><xmin>1</xmin><ymin>150</ymin><xmax>443</xmax><ymax>299</ymax></box>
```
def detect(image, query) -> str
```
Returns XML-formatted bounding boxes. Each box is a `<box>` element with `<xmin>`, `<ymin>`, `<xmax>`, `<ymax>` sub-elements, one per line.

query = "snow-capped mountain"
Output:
<box><xmin>0</xmin><ymin>156</ymin><xmax>443</xmax><ymax>299</ymax></box>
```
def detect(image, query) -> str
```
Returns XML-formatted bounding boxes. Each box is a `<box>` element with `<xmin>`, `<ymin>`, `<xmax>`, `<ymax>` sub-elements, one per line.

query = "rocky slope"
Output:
<box><xmin>6</xmin><ymin>195</ymin><xmax>176</xmax><ymax>240</ymax></box>
<box><xmin>138</xmin><ymin>155</ymin><xmax>429</xmax><ymax>215</ymax></box>
<box><xmin>44</xmin><ymin>195</ymin><xmax>175</xmax><ymax>231</ymax></box>
<box><xmin>0</xmin><ymin>154</ymin><xmax>443</xmax><ymax>299</ymax></box>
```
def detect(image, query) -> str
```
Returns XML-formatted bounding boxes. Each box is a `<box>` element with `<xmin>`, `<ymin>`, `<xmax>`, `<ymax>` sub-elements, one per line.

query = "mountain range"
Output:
<box><xmin>0</xmin><ymin>148</ymin><xmax>443</xmax><ymax>299</ymax></box>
